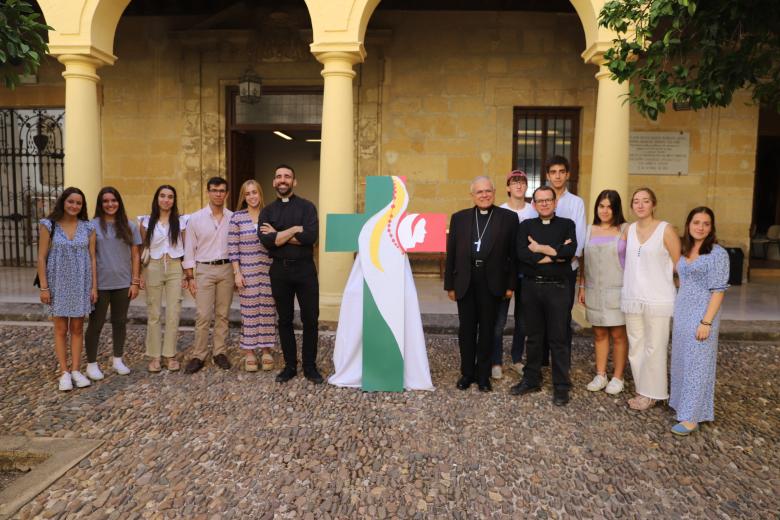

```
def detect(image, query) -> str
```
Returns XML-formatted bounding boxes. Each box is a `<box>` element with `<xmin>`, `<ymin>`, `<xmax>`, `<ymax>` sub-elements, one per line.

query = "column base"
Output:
<box><xmin>319</xmin><ymin>290</ymin><xmax>344</xmax><ymax>323</ymax></box>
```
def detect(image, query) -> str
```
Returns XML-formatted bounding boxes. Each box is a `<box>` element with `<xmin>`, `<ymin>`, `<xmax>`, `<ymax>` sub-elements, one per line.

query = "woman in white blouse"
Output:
<box><xmin>139</xmin><ymin>185</ymin><xmax>188</xmax><ymax>373</ymax></box>
<box><xmin>621</xmin><ymin>187</ymin><xmax>681</xmax><ymax>410</ymax></box>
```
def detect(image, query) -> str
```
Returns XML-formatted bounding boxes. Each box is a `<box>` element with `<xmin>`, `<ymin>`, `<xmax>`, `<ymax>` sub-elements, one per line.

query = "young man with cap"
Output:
<box><xmin>491</xmin><ymin>170</ymin><xmax>537</xmax><ymax>380</ymax></box>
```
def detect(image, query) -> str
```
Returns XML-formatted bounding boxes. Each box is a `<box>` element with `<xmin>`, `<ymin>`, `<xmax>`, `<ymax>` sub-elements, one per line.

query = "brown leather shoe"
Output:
<box><xmin>184</xmin><ymin>358</ymin><xmax>204</xmax><ymax>374</ymax></box>
<box><xmin>213</xmin><ymin>353</ymin><xmax>231</xmax><ymax>370</ymax></box>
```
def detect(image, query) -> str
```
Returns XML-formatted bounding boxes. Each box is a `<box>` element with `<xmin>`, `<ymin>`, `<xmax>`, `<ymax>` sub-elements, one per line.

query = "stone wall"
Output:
<box><xmin>0</xmin><ymin>10</ymin><xmax>759</xmax><ymax>263</ymax></box>
<box><xmin>627</xmin><ymin>91</ymin><xmax>758</xmax><ymax>264</ymax></box>
<box><xmin>369</xmin><ymin>11</ymin><xmax>596</xmax><ymax>216</ymax></box>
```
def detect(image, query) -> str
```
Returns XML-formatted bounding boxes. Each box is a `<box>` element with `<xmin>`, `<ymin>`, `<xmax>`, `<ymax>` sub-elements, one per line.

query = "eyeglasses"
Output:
<box><xmin>534</xmin><ymin>198</ymin><xmax>554</xmax><ymax>205</ymax></box>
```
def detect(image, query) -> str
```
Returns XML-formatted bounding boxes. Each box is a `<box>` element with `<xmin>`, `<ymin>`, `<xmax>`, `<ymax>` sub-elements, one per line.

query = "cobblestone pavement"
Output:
<box><xmin>1</xmin><ymin>324</ymin><xmax>777</xmax><ymax>519</ymax></box>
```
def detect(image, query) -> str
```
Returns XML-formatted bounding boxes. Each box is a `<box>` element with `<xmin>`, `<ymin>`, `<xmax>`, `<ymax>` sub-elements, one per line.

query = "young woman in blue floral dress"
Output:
<box><xmin>669</xmin><ymin>207</ymin><xmax>730</xmax><ymax>436</ymax></box>
<box><xmin>37</xmin><ymin>187</ymin><xmax>98</xmax><ymax>391</ymax></box>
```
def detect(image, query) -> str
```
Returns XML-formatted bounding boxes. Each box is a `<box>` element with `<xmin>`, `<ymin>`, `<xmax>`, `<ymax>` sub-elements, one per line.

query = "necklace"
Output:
<box><xmin>474</xmin><ymin>207</ymin><xmax>493</xmax><ymax>253</ymax></box>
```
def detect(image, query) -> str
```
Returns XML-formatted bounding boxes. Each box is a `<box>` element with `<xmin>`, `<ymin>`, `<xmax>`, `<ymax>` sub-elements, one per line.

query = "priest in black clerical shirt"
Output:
<box><xmin>444</xmin><ymin>176</ymin><xmax>518</xmax><ymax>392</ymax></box>
<box><xmin>259</xmin><ymin>164</ymin><xmax>323</xmax><ymax>385</ymax></box>
<box><xmin>511</xmin><ymin>185</ymin><xmax>577</xmax><ymax>406</ymax></box>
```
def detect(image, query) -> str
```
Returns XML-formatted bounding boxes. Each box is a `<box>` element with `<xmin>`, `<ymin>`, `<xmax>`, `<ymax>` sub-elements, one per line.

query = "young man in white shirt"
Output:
<box><xmin>544</xmin><ymin>156</ymin><xmax>586</xmax><ymax>363</ymax></box>
<box><xmin>491</xmin><ymin>170</ymin><xmax>537</xmax><ymax>379</ymax></box>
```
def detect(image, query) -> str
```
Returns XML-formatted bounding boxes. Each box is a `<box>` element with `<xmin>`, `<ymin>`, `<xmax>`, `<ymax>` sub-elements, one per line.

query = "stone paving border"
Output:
<box><xmin>1</xmin><ymin>302</ymin><xmax>778</xmax><ymax>341</ymax></box>
<box><xmin>0</xmin><ymin>436</ymin><xmax>103</xmax><ymax>520</ymax></box>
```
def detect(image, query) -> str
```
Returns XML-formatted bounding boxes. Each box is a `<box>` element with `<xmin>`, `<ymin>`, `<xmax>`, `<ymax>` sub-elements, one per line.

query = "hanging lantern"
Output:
<box><xmin>239</xmin><ymin>69</ymin><xmax>262</xmax><ymax>104</ymax></box>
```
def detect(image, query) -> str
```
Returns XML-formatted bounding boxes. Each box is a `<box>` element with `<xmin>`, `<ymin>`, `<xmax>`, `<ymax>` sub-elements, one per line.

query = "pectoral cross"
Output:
<box><xmin>474</xmin><ymin>239</ymin><xmax>481</xmax><ymax>252</ymax></box>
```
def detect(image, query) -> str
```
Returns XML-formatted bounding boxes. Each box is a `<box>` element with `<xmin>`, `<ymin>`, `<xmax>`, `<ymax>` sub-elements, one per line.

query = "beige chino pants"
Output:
<box><xmin>145</xmin><ymin>258</ymin><xmax>183</xmax><ymax>358</ymax></box>
<box><xmin>191</xmin><ymin>262</ymin><xmax>234</xmax><ymax>361</ymax></box>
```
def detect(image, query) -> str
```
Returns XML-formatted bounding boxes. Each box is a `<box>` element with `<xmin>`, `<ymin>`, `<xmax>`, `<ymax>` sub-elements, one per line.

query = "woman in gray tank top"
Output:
<box><xmin>578</xmin><ymin>190</ymin><xmax>628</xmax><ymax>395</ymax></box>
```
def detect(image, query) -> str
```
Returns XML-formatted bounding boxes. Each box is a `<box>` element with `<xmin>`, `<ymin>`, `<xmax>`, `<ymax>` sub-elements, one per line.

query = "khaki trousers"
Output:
<box><xmin>191</xmin><ymin>262</ymin><xmax>234</xmax><ymax>360</ymax></box>
<box><xmin>144</xmin><ymin>258</ymin><xmax>183</xmax><ymax>358</ymax></box>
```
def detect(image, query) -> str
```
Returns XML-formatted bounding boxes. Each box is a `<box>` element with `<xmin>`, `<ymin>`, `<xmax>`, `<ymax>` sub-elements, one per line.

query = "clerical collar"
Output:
<box><xmin>541</xmin><ymin>215</ymin><xmax>554</xmax><ymax>225</ymax></box>
<box><xmin>278</xmin><ymin>194</ymin><xmax>294</xmax><ymax>203</ymax></box>
<box><xmin>476</xmin><ymin>206</ymin><xmax>492</xmax><ymax>215</ymax></box>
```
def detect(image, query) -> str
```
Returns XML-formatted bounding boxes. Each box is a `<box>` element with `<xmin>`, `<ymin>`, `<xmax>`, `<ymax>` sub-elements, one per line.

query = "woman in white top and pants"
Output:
<box><xmin>139</xmin><ymin>185</ymin><xmax>188</xmax><ymax>372</ymax></box>
<box><xmin>621</xmin><ymin>187</ymin><xmax>681</xmax><ymax>410</ymax></box>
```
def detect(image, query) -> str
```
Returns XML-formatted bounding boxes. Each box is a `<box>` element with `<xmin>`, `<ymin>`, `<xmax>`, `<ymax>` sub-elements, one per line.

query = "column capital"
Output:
<box><xmin>57</xmin><ymin>54</ymin><xmax>104</xmax><ymax>83</ymax></box>
<box><xmin>311</xmin><ymin>43</ymin><xmax>366</xmax><ymax>63</ymax></box>
<box><xmin>312</xmin><ymin>49</ymin><xmax>364</xmax><ymax>80</ymax></box>
<box><xmin>49</xmin><ymin>45</ymin><xmax>117</xmax><ymax>67</ymax></box>
<box><xmin>581</xmin><ymin>41</ymin><xmax>613</xmax><ymax>66</ymax></box>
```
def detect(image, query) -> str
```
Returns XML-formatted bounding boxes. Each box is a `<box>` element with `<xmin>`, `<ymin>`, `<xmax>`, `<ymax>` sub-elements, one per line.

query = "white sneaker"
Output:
<box><xmin>86</xmin><ymin>362</ymin><xmax>104</xmax><ymax>381</ymax></box>
<box><xmin>510</xmin><ymin>362</ymin><xmax>524</xmax><ymax>374</ymax></box>
<box><xmin>604</xmin><ymin>377</ymin><xmax>625</xmax><ymax>395</ymax></box>
<box><xmin>491</xmin><ymin>365</ymin><xmax>503</xmax><ymax>379</ymax></box>
<box><xmin>58</xmin><ymin>372</ymin><xmax>73</xmax><ymax>392</ymax></box>
<box><xmin>586</xmin><ymin>374</ymin><xmax>608</xmax><ymax>392</ymax></box>
<box><xmin>112</xmin><ymin>357</ymin><xmax>131</xmax><ymax>375</ymax></box>
<box><xmin>70</xmin><ymin>371</ymin><xmax>92</xmax><ymax>388</ymax></box>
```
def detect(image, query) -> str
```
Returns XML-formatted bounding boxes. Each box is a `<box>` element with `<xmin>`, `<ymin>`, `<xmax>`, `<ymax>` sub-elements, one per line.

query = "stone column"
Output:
<box><xmin>314</xmin><ymin>50</ymin><xmax>363</xmax><ymax>322</ymax></box>
<box><xmin>589</xmin><ymin>60</ymin><xmax>630</xmax><ymax>211</ymax></box>
<box><xmin>58</xmin><ymin>54</ymin><xmax>104</xmax><ymax>210</ymax></box>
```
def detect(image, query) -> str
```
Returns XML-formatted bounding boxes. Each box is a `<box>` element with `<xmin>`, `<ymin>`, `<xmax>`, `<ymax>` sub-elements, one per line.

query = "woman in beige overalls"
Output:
<box><xmin>578</xmin><ymin>190</ymin><xmax>629</xmax><ymax>395</ymax></box>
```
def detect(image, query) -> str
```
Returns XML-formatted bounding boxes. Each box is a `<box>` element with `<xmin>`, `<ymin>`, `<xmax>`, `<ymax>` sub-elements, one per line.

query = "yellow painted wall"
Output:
<box><xmin>627</xmin><ymin>91</ymin><xmax>758</xmax><ymax>258</ymax></box>
<box><xmin>367</xmin><ymin>11</ymin><xmax>596</xmax><ymax>216</ymax></box>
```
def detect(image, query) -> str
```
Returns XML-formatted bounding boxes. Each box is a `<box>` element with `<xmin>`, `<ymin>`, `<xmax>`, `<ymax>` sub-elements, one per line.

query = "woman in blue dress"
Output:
<box><xmin>37</xmin><ymin>187</ymin><xmax>98</xmax><ymax>391</ymax></box>
<box><xmin>669</xmin><ymin>207</ymin><xmax>730</xmax><ymax>436</ymax></box>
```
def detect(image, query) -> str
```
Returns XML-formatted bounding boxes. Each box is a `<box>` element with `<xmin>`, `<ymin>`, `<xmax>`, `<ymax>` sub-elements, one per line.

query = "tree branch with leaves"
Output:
<box><xmin>599</xmin><ymin>0</ymin><xmax>780</xmax><ymax>120</ymax></box>
<box><xmin>0</xmin><ymin>0</ymin><xmax>51</xmax><ymax>89</ymax></box>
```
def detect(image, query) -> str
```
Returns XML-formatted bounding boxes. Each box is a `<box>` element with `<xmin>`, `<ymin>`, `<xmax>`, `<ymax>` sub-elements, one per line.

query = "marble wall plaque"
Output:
<box><xmin>629</xmin><ymin>131</ymin><xmax>690</xmax><ymax>175</ymax></box>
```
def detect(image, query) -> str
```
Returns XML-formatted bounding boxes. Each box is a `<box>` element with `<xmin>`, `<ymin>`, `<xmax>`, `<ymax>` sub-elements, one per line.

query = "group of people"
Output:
<box><xmin>37</xmin><ymin>157</ymin><xmax>729</xmax><ymax>436</ymax></box>
<box><xmin>445</xmin><ymin>156</ymin><xmax>729</xmax><ymax>436</ymax></box>
<box><xmin>37</xmin><ymin>165</ymin><xmax>323</xmax><ymax>393</ymax></box>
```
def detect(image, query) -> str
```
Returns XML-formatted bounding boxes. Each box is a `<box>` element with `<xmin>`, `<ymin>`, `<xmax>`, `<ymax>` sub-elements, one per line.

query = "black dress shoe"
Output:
<box><xmin>303</xmin><ymin>367</ymin><xmax>324</xmax><ymax>384</ymax></box>
<box><xmin>478</xmin><ymin>381</ymin><xmax>492</xmax><ymax>392</ymax></box>
<box><xmin>456</xmin><ymin>376</ymin><xmax>474</xmax><ymax>390</ymax></box>
<box><xmin>275</xmin><ymin>366</ymin><xmax>297</xmax><ymax>383</ymax></box>
<box><xmin>184</xmin><ymin>358</ymin><xmax>204</xmax><ymax>374</ymax></box>
<box><xmin>510</xmin><ymin>381</ymin><xmax>541</xmax><ymax>396</ymax></box>
<box><xmin>553</xmin><ymin>389</ymin><xmax>570</xmax><ymax>406</ymax></box>
<box><xmin>213</xmin><ymin>354</ymin><xmax>231</xmax><ymax>370</ymax></box>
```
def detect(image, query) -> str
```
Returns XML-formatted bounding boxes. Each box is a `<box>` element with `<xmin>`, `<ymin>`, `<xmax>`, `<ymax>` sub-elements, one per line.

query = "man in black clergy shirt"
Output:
<box><xmin>510</xmin><ymin>185</ymin><xmax>577</xmax><ymax>406</ymax></box>
<box><xmin>445</xmin><ymin>176</ymin><xmax>518</xmax><ymax>392</ymax></box>
<box><xmin>259</xmin><ymin>165</ymin><xmax>323</xmax><ymax>384</ymax></box>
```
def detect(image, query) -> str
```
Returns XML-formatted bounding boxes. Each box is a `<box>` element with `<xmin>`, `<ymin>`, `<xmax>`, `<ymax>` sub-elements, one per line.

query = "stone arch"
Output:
<box><xmin>304</xmin><ymin>0</ymin><xmax>380</xmax><ymax>54</ymax></box>
<box><xmin>38</xmin><ymin>0</ymin><xmax>131</xmax><ymax>65</ymax></box>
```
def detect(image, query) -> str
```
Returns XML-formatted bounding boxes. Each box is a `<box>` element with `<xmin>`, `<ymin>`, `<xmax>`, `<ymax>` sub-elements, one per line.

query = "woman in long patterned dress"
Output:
<box><xmin>37</xmin><ymin>187</ymin><xmax>98</xmax><ymax>391</ymax></box>
<box><xmin>669</xmin><ymin>207</ymin><xmax>730</xmax><ymax>436</ymax></box>
<box><xmin>229</xmin><ymin>180</ymin><xmax>276</xmax><ymax>372</ymax></box>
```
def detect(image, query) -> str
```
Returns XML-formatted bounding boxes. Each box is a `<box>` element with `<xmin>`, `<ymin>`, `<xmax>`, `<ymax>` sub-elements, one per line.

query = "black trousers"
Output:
<box><xmin>541</xmin><ymin>267</ymin><xmax>577</xmax><ymax>363</ymax></box>
<box><xmin>456</xmin><ymin>267</ymin><xmax>501</xmax><ymax>385</ymax></box>
<box><xmin>85</xmin><ymin>288</ymin><xmax>131</xmax><ymax>363</ymax></box>
<box><xmin>269</xmin><ymin>258</ymin><xmax>319</xmax><ymax>370</ymax></box>
<box><xmin>522</xmin><ymin>278</ymin><xmax>572</xmax><ymax>390</ymax></box>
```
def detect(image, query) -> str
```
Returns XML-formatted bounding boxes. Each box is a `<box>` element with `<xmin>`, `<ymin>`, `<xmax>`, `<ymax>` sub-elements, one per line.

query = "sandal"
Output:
<box><xmin>244</xmin><ymin>354</ymin><xmax>259</xmax><ymax>373</ymax></box>
<box><xmin>165</xmin><ymin>357</ymin><xmax>180</xmax><ymax>372</ymax></box>
<box><xmin>628</xmin><ymin>395</ymin><xmax>657</xmax><ymax>411</ymax></box>
<box><xmin>261</xmin><ymin>351</ymin><xmax>274</xmax><ymax>371</ymax></box>
<box><xmin>147</xmin><ymin>358</ymin><xmax>161</xmax><ymax>373</ymax></box>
